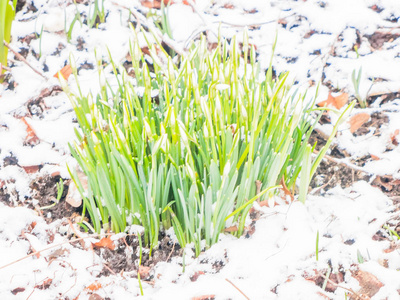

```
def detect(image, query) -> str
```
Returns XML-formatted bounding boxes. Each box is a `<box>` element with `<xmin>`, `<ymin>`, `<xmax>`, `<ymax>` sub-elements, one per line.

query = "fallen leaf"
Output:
<box><xmin>138</xmin><ymin>265</ymin><xmax>151</xmax><ymax>278</ymax></box>
<box><xmin>21</xmin><ymin>231</ymin><xmax>40</xmax><ymax>258</ymax></box>
<box><xmin>257</xmin><ymin>198</ymin><xmax>277</xmax><ymax>208</ymax></box>
<box><xmin>35</xmin><ymin>278</ymin><xmax>52</xmax><ymax>290</ymax></box>
<box><xmin>21</xmin><ymin>165</ymin><xmax>42</xmax><ymax>174</ymax></box>
<box><xmin>21</xmin><ymin>117</ymin><xmax>40</xmax><ymax>145</ymax></box>
<box><xmin>66</xmin><ymin>170</ymin><xmax>87</xmax><ymax>207</ymax></box>
<box><xmin>140</xmin><ymin>0</ymin><xmax>192</xmax><ymax>9</ymax></box>
<box><xmin>373</xmin><ymin>176</ymin><xmax>393</xmax><ymax>191</ymax></box>
<box><xmin>303</xmin><ymin>269</ymin><xmax>344</xmax><ymax>293</ymax></box>
<box><xmin>48</xmin><ymin>248</ymin><xmax>69</xmax><ymax>261</ymax></box>
<box><xmin>93</xmin><ymin>237</ymin><xmax>115</xmax><ymax>250</ymax></box>
<box><xmin>383</xmin><ymin>241</ymin><xmax>399</xmax><ymax>253</ymax></box>
<box><xmin>223</xmin><ymin>3</ymin><xmax>234</xmax><ymax>9</ymax></box>
<box><xmin>349</xmin><ymin>113</ymin><xmax>370</xmax><ymax>133</ymax></box>
<box><xmin>280</xmin><ymin>176</ymin><xmax>294</xmax><ymax>202</ymax></box>
<box><xmin>370</xmin><ymin>154</ymin><xmax>380</xmax><ymax>160</ymax></box>
<box><xmin>224</xmin><ymin>225</ymin><xmax>238</xmax><ymax>233</ymax></box>
<box><xmin>317</xmin><ymin>92</ymin><xmax>349</xmax><ymax>109</ymax></box>
<box><xmin>54</xmin><ymin>65</ymin><xmax>72</xmax><ymax>80</ymax></box>
<box><xmin>190</xmin><ymin>271</ymin><xmax>205</xmax><ymax>282</ymax></box>
<box><xmin>390</xmin><ymin>129</ymin><xmax>400</xmax><ymax>146</ymax></box>
<box><xmin>26</xmin><ymin>221</ymin><xmax>37</xmax><ymax>233</ymax></box>
<box><xmin>89</xmin><ymin>294</ymin><xmax>104</xmax><ymax>300</ymax></box>
<box><xmin>86</xmin><ymin>281</ymin><xmax>102</xmax><ymax>291</ymax></box>
<box><xmin>351</xmin><ymin>269</ymin><xmax>383</xmax><ymax>298</ymax></box>
<box><xmin>11</xmin><ymin>287</ymin><xmax>25</xmax><ymax>295</ymax></box>
<box><xmin>191</xmin><ymin>295</ymin><xmax>215</xmax><ymax>300</ymax></box>
<box><xmin>51</xmin><ymin>171</ymin><xmax>61</xmax><ymax>177</ymax></box>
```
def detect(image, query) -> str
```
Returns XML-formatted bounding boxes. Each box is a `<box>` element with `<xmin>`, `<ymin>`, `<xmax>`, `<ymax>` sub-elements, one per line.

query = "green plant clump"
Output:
<box><xmin>64</xmin><ymin>31</ymin><xmax>352</xmax><ymax>256</ymax></box>
<box><xmin>0</xmin><ymin>0</ymin><xmax>17</xmax><ymax>73</ymax></box>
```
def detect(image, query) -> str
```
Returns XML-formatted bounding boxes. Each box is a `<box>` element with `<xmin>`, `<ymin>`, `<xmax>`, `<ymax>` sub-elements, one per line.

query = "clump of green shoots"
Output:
<box><xmin>63</xmin><ymin>30</ymin><xmax>351</xmax><ymax>257</ymax></box>
<box><xmin>0</xmin><ymin>0</ymin><xmax>17</xmax><ymax>74</ymax></box>
<box><xmin>351</xmin><ymin>67</ymin><xmax>374</xmax><ymax>109</ymax></box>
<box><xmin>87</xmin><ymin>0</ymin><xmax>106</xmax><ymax>29</ymax></box>
<box><xmin>351</xmin><ymin>67</ymin><xmax>366</xmax><ymax>108</ymax></box>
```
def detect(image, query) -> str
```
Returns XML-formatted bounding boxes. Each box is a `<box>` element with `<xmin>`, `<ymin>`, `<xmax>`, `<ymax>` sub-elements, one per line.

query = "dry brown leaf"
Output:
<box><xmin>370</xmin><ymin>154</ymin><xmax>380</xmax><ymax>160</ymax></box>
<box><xmin>11</xmin><ymin>287</ymin><xmax>25</xmax><ymax>295</ymax></box>
<box><xmin>54</xmin><ymin>65</ymin><xmax>72</xmax><ymax>80</ymax></box>
<box><xmin>317</xmin><ymin>92</ymin><xmax>349</xmax><ymax>109</ymax></box>
<box><xmin>190</xmin><ymin>271</ymin><xmax>205</xmax><ymax>282</ymax></box>
<box><xmin>191</xmin><ymin>295</ymin><xmax>216</xmax><ymax>300</ymax></box>
<box><xmin>140</xmin><ymin>0</ymin><xmax>192</xmax><ymax>9</ymax></box>
<box><xmin>383</xmin><ymin>241</ymin><xmax>400</xmax><ymax>253</ymax></box>
<box><xmin>93</xmin><ymin>237</ymin><xmax>115</xmax><ymax>250</ymax></box>
<box><xmin>21</xmin><ymin>231</ymin><xmax>40</xmax><ymax>258</ymax></box>
<box><xmin>21</xmin><ymin>117</ymin><xmax>40</xmax><ymax>145</ymax></box>
<box><xmin>66</xmin><ymin>170</ymin><xmax>87</xmax><ymax>207</ymax></box>
<box><xmin>224</xmin><ymin>225</ymin><xmax>238</xmax><ymax>233</ymax></box>
<box><xmin>138</xmin><ymin>265</ymin><xmax>151</xmax><ymax>278</ymax></box>
<box><xmin>280</xmin><ymin>176</ymin><xmax>294</xmax><ymax>202</ymax></box>
<box><xmin>373</xmin><ymin>176</ymin><xmax>393</xmax><ymax>191</ymax></box>
<box><xmin>86</xmin><ymin>281</ymin><xmax>102</xmax><ymax>291</ymax></box>
<box><xmin>349</xmin><ymin>113</ymin><xmax>370</xmax><ymax>133</ymax></box>
<box><xmin>89</xmin><ymin>294</ymin><xmax>104</xmax><ymax>300</ymax></box>
<box><xmin>352</xmin><ymin>269</ymin><xmax>383</xmax><ymax>298</ymax></box>
<box><xmin>21</xmin><ymin>165</ymin><xmax>41</xmax><ymax>174</ymax></box>
<box><xmin>390</xmin><ymin>129</ymin><xmax>400</xmax><ymax>146</ymax></box>
<box><xmin>35</xmin><ymin>278</ymin><xmax>52</xmax><ymax>290</ymax></box>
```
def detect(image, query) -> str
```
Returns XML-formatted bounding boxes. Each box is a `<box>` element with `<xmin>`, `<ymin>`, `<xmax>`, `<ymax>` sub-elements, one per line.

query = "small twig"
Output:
<box><xmin>67</xmin><ymin>219</ymin><xmax>87</xmax><ymax>249</ymax></box>
<box><xmin>103</xmin><ymin>263</ymin><xmax>117</xmax><ymax>275</ymax></box>
<box><xmin>3</xmin><ymin>41</ymin><xmax>48</xmax><ymax>80</ymax></box>
<box><xmin>255</xmin><ymin>180</ymin><xmax>262</xmax><ymax>202</ymax></box>
<box><xmin>214</xmin><ymin>12</ymin><xmax>296</xmax><ymax>27</ymax></box>
<box><xmin>0</xmin><ymin>63</ymin><xmax>11</xmax><ymax>72</ymax></box>
<box><xmin>310</xmin><ymin>176</ymin><xmax>335</xmax><ymax>195</ymax></box>
<box><xmin>316</xmin><ymin>271</ymin><xmax>362</xmax><ymax>299</ymax></box>
<box><xmin>166</xmin><ymin>240</ymin><xmax>176</xmax><ymax>262</ymax></box>
<box><xmin>0</xmin><ymin>233</ymin><xmax>109</xmax><ymax>270</ymax></box>
<box><xmin>111</xmin><ymin>2</ymin><xmax>184</xmax><ymax>56</ymax></box>
<box><xmin>129</xmin><ymin>7</ymin><xmax>141</xmax><ymax>33</ymax></box>
<box><xmin>225</xmin><ymin>278</ymin><xmax>250</xmax><ymax>300</ymax></box>
<box><xmin>49</xmin><ymin>259</ymin><xmax>77</xmax><ymax>298</ymax></box>
<box><xmin>313</xmin><ymin>150</ymin><xmax>370</xmax><ymax>174</ymax></box>
<box><xmin>186</xmin><ymin>0</ymin><xmax>208</xmax><ymax>25</ymax></box>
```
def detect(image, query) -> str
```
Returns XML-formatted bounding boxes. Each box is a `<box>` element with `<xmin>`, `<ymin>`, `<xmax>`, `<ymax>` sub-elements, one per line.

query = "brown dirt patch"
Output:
<box><xmin>98</xmin><ymin>232</ymin><xmax>183</xmax><ymax>278</ymax></box>
<box><xmin>366</xmin><ymin>31</ymin><xmax>400</xmax><ymax>50</ymax></box>
<box><xmin>29</xmin><ymin>174</ymin><xmax>81</xmax><ymax>223</ymax></box>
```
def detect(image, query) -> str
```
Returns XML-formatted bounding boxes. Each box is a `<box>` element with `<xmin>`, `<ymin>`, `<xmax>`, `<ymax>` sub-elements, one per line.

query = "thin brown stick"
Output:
<box><xmin>310</xmin><ymin>176</ymin><xmax>334</xmax><ymax>195</ymax></box>
<box><xmin>103</xmin><ymin>263</ymin><xmax>117</xmax><ymax>275</ymax></box>
<box><xmin>316</xmin><ymin>271</ymin><xmax>361</xmax><ymax>299</ymax></box>
<box><xmin>166</xmin><ymin>240</ymin><xmax>176</xmax><ymax>262</ymax></box>
<box><xmin>67</xmin><ymin>219</ymin><xmax>87</xmax><ymax>249</ymax></box>
<box><xmin>215</xmin><ymin>12</ymin><xmax>296</xmax><ymax>27</ymax></box>
<box><xmin>3</xmin><ymin>41</ymin><xmax>48</xmax><ymax>80</ymax></box>
<box><xmin>313</xmin><ymin>150</ymin><xmax>370</xmax><ymax>174</ymax></box>
<box><xmin>0</xmin><ymin>63</ymin><xmax>11</xmax><ymax>72</ymax></box>
<box><xmin>225</xmin><ymin>278</ymin><xmax>250</xmax><ymax>300</ymax></box>
<box><xmin>129</xmin><ymin>8</ymin><xmax>142</xmax><ymax>33</ymax></box>
<box><xmin>110</xmin><ymin>2</ymin><xmax>184</xmax><ymax>55</ymax></box>
<box><xmin>0</xmin><ymin>234</ymin><xmax>106</xmax><ymax>270</ymax></box>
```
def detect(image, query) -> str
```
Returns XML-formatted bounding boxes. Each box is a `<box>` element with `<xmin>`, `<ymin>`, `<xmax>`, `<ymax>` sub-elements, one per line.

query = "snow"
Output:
<box><xmin>1</xmin><ymin>0</ymin><xmax>400</xmax><ymax>299</ymax></box>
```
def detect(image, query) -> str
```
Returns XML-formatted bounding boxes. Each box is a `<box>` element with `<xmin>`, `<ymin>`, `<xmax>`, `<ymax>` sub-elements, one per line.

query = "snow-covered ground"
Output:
<box><xmin>1</xmin><ymin>0</ymin><xmax>400</xmax><ymax>299</ymax></box>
